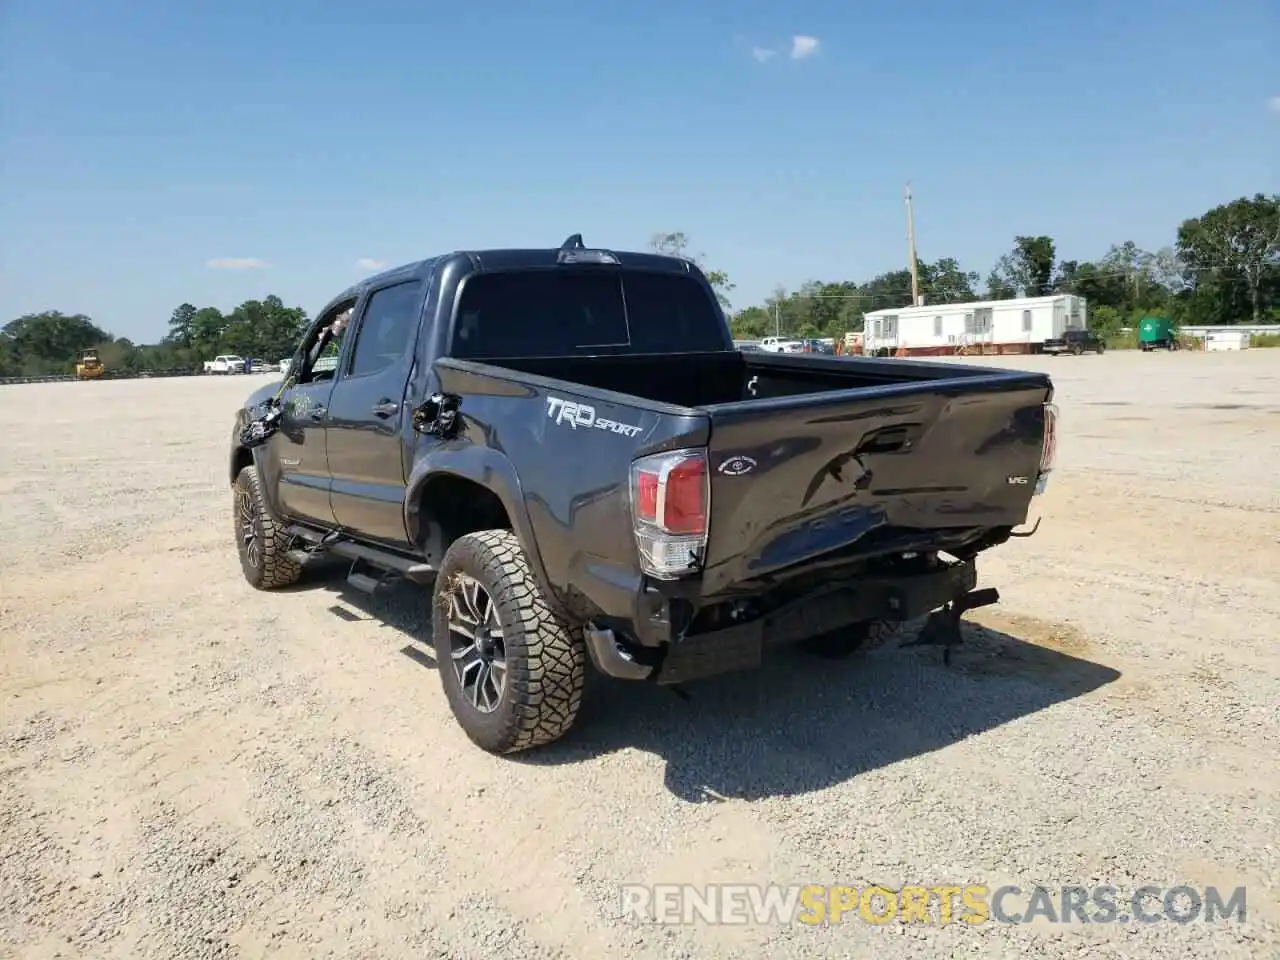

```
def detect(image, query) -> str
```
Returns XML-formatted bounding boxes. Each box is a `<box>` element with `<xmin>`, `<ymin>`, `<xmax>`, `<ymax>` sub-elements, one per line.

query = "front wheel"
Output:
<box><xmin>233</xmin><ymin>465</ymin><xmax>303</xmax><ymax>590</ymax></box>
<box><xmin>798</xmin><ymin>620</ymin><xmax>901</xmax><ymax>659</ymax></box>
<box><xmin>432</xmin><ymin>530</ymin><xmax>586</xmax><ymax>755</ymax></box>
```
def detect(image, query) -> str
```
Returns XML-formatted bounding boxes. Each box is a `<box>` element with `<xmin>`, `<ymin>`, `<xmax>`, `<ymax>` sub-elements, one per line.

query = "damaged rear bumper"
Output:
<box><xmin>584</xmin><ymin>559</ymin><xmax>985</xmax><ymax>684</ymax></box>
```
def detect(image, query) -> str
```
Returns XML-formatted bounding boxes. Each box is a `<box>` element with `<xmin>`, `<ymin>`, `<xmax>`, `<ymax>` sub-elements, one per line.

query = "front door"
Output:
<box><xmin>267</xmin><ymin>298</ymin><xmax>358</xmax><ymax>527</ymax></box>
<box><xmin>326</xmin><ymin>278</ymin><xmax>425</xmax><ymax>546</ymax></box>
<box><xmin>270</xmin><ymin>381</ymin><xmax>336</xmax><ymax>525</ymax></box>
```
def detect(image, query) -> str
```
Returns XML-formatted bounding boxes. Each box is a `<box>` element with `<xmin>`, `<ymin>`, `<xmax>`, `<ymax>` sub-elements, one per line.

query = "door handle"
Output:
<box><xmin>371</xmin><ymin>400</ymin><xmax>399</xmax><ymax>418</ymax></box>
<box><xmin>854</xmin><ymin>423</ymin><xmax>921</xmax><ymax>455</ymax></box>
<box><xmin>309</xmin><ymin>407</ymin><xmax>327</xmax><ymax>421</ymax></box>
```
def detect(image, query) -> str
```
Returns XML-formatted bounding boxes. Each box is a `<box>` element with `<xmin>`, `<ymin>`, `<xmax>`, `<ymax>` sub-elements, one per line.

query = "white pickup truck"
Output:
<box><xmin>204</xmin><ymin>355</ymin><xmax>246</xmax><ymax>375</ymax></box>
<box><xmin>757</xmin><ymin>336</ymin><xmax>805</xmax><ymax>353</ymax></box>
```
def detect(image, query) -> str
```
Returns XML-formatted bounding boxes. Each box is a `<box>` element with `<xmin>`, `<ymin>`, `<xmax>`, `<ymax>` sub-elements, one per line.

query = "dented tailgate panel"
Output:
<box><xmin>698</xmin><ymin>375</ymin><xmax>1052</xmax><ymax>596</ymax></box>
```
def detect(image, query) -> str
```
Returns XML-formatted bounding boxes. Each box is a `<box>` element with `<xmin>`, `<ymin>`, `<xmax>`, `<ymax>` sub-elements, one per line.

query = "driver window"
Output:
<box><xmin>295</xmin><ymin>300</ymin><xmax>357</xmax><ymax>384</ymax></box>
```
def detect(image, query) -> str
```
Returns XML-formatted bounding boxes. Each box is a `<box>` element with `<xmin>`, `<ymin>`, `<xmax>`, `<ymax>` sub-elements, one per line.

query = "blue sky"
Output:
<box><xmin>2</xmin><ymin>0</ymin><xmax>1277</xmax><ymax>342</ymax></box>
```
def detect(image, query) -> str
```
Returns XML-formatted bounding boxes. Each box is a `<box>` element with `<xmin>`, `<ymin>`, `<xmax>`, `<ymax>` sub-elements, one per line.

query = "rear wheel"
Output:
<box><xmin>798</xmin><ymin>620</ymin><xmax>901</xmax><ymax>659</ymax></box>
<box><xmin>432</xmin><ymin>530</ymin><xmax>585</xmax><ymax>755</ymax></box>
<box><xmin>233</xmin><ymin>464</ymin><xmax>303</xmax><ymax>590</ymax></box>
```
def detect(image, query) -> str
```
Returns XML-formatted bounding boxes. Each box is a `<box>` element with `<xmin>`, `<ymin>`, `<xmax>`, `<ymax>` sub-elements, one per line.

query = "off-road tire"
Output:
<box><xmin>798</xmin><ymin>620</ymin><xmax>901</xmax><ymax>659</ymax></box>
<box><xmin>233</xmin><ymin>464</ymin><xmax>303</xmax><ymax>590</ymax></box>
<box><xmin>1095</xmin><ymin>342</ymin><xmax>1105</xmax><ymax>355</ymax></box>
<box><xmin>432</xmin><ymin>529</ymin><xmax>585</xmax><ymax>755</ymax></box>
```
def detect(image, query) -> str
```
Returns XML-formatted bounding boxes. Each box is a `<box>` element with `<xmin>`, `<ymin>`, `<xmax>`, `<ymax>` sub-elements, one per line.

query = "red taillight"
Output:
<box><xmin>661</xmin><ymin>458</ymin><xmax>707</xmax><ymax>534</ymax></box>
<box><xmin>629</xmin><ymin>449</ymin><xmax>710</xmax><ymax>579</ymax></box>
<box><xmin>636</xmin><ymin>471</ymin><xmax>659</xmax><ymax>523</ymax></box>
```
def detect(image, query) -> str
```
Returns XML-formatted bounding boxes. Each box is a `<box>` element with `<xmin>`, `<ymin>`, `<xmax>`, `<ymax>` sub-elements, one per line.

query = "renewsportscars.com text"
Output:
<box><xmin>618</xmin><ymin>883</ymin><xmax>1247</xmax><ymax>926</ymax></box>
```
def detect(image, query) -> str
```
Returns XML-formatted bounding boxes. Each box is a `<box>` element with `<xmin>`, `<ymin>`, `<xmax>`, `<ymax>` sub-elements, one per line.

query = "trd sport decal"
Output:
<box><xmin>546</xmin><ymin>396</ymin><xmax>643</xmax><ymax>438</ymax></box>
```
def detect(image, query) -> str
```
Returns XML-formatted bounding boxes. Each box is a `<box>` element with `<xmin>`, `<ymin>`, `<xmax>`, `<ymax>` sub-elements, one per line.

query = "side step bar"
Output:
<box><xmin>345</xmin><ymin>570</ymin><xmax>387</xmax><ymax>594</ymax></box>
<box><xmin>284</xmin><ymin>525</ymin><xmax>437</xmax><ymax>586</ymax></box>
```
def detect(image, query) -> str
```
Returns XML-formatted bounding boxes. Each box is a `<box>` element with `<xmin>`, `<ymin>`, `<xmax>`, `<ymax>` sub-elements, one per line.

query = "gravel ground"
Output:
<box><xmin>1</xmin><ymin>349</ymin><xmax>1277</xmax><ymax>959</ymax></box>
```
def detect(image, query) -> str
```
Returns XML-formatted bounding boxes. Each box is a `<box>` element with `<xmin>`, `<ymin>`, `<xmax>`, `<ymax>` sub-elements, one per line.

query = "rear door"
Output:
<box><xmin>699</xmin><ymin>374</ymin><xmax>1053</xmax><ymax>595</ymax></box>
<box><xmin>325</xmin><ymin>278</ymin><xmax>425</xmax><ymax>546</ymax></box>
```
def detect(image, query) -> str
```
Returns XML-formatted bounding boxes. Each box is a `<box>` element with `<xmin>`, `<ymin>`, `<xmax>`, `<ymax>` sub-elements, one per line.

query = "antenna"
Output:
<box><xmin>556</xmin><ymin>233</ymin><xmax>619</xmax><ymax>264</ymax></box>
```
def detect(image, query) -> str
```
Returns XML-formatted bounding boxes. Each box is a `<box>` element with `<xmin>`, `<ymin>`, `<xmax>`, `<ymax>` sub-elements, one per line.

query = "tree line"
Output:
<box><xmin>2</xmin><ymin>192</ymin><xmax>1274</xmax><ymax>377</ymax></box>
<box><xmin>0</xmin><ymin>296</ymin><xmax>309</xmax><ymax>378</ymax></box>
<box><xmin>719</xmin><ymin>193</ymin><xmax>1279</xmax><ymax>342</ymax></box>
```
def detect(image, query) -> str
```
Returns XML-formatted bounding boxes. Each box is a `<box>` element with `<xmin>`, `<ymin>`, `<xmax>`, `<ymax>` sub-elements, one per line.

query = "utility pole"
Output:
<box><xmin>905</xmin><ymin>183</ymin><xmax>921</xmax><ymax>306</ymax></box>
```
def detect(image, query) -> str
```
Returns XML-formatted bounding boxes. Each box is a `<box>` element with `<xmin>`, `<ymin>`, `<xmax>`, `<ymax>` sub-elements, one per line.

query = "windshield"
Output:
<box><xmin>450</xmin><ymin>269</ymin><xmax>729</xmax><ymax>359</ymax></box>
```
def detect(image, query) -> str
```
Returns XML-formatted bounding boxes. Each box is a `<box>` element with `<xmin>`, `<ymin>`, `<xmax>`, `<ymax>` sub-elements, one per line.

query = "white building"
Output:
<box><xmin>860</xmin><ymin>294</ymin><xmax>1087</xmax><ymax>357</ymax></box>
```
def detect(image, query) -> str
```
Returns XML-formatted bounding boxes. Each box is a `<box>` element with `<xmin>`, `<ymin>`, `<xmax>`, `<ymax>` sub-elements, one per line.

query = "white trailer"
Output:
<box><xmin>860</xmin><ymin>294</ymin><xmax>1087</xmax><ymax>357</ymax></box>
<box><xmin>1204</xmin><ymin>330</ymin><xmax>1249</xmax><ymax>351</ymax></box>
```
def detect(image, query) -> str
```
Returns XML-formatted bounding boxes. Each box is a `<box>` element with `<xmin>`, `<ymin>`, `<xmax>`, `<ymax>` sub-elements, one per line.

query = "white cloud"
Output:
<box><xmin>1268</xmin><ymin>95</ymin><xmax>1280</xmax><ymax>114</ymax></box>
<box><xmin>206</xmin><ymin>257</ymin><xmax>268</xmax><ymax>270</ymax></box>
<box><xmin>751</xmin><ymin>46</ymin><xmax>776</xmax><ymax>62</ymax></box>
<box><xmin>356</xmin><ymin>257</ymin><xmax>387</xmax><ymax>271</ymax></box>
<box><xmin>790</xmin><ymin>35</ymin><xmax>819</xmax><ymax>59</ymax></box>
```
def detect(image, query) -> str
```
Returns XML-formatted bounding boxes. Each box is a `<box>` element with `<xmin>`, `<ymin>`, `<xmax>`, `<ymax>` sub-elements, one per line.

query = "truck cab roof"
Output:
<box><xmin>315</xmin><ymin>237</ymin><xmax>701</xmax><ymax>326</ymax></box>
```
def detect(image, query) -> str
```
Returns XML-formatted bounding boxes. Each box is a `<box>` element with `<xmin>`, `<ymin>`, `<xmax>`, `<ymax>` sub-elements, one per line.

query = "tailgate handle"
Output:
<box><xmin>855</xmin><ymin>423</ymin><xmax>921</xmax><ymax>455</ymax></box>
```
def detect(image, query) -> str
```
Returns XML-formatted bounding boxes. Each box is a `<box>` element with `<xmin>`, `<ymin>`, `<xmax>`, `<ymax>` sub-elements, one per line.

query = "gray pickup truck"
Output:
<box><xmin>229</xmin><ymin>235</ymin><xmax>1059</xmax><ymax>755</ymax></box>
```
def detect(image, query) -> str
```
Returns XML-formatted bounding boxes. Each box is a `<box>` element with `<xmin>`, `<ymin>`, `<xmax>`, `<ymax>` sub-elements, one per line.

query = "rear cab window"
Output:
<box><xmin>449</xmin><ymin>269</ymin><xmax>730</xmax><ymax>359</ymax></box>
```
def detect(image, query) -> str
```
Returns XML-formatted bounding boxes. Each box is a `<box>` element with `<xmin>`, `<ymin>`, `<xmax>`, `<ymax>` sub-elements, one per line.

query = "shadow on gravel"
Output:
<box><xmin>303</xmin><ymin>568</ymin><xmax>1121</xmax><ymax>802</ymax></box>
<box><xmin>300</xmin><ymin>565</ymin><xmax>441</xmax><ymax>672</ymax></box>
<box><xmin>522</xmin><ymin>619</ymin><xmax>1121</xmax><ymax>802</ymax></box>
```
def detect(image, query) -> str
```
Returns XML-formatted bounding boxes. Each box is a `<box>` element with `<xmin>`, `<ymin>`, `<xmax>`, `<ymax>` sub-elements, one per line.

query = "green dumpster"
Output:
<box><xmin>1137</xmin><ymin>316</ymin><xmax>1177</xmax><ymax>351</ymax></box>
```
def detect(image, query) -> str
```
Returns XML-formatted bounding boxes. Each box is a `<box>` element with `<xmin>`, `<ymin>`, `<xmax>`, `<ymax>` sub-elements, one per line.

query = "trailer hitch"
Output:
<box><xmin>899</xmin><ymin>587</ymin><xmax>1000</xmax><ymax>665</ymax></box>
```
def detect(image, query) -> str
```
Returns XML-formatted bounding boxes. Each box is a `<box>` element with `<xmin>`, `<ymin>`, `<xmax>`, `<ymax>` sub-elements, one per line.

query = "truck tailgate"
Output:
<box><xmin>699</xmin><ymin>373</ymin><xmax>1053</xmax><ymax>596</ymax></box>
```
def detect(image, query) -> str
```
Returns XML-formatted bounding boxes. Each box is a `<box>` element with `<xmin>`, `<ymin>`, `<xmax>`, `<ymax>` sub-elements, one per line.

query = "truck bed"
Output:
<box><xmin>438</xmin><ymin>350</ymin><xmax>1054</xmax><ymax>600</ymax></box>
<box><xmin>488</xmin><ymin>349</ymin><xmax>1005</xmax><ymax>408</ymax></box>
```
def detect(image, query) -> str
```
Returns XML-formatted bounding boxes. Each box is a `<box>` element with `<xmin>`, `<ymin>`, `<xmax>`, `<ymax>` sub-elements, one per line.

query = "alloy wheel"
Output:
<box><xmin>236</xmin><ymin>485</ymin><xmax>260</xmax><ymax>568</ymax></box>
<box><xmin>446</xmin><ymin>573</ymin><xmax>507</xmax><ymax>713</ymax></box>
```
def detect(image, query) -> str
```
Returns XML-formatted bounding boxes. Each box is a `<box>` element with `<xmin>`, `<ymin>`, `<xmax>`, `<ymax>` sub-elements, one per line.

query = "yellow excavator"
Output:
<box><xmin>75</xmin><ymin>349</ymin><xmax>105</xmax><ymax>380</ymax></box>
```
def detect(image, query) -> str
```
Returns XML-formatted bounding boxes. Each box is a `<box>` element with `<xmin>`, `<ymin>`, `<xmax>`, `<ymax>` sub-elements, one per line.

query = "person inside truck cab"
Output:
<box><xmin>302</xmin><ymin>307</ymin><xmax>352</xmax><ymax>378</ymax></box>
<box><xmin>326</xmin><ymin>308</ymin><xmax>352</xmax><ymax>339</ymax></box>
